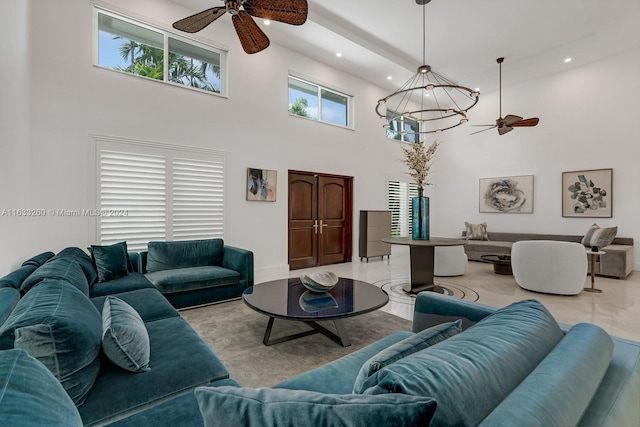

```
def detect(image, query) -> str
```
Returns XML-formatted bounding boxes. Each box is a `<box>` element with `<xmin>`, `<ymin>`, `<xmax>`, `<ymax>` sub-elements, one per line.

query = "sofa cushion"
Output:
<box><xmin>465</xmin><ymin>221</ymin><xmax>489</xmax><ymax>240</ymax></box>
<box><xmin>108</xmin><ymin>379</ymin><xmax>240</xmax><ymax>427</ymax></box>
<box><xmin>0</xmin><ymin>264</ymin><xmax>38</xmax><ymax>289</ymax></box>
<box><xmin>146</xmin><ymin>239</ymin><xmax>224</xmax><ymax>273</ymax></box>
<box><xmin>581</xmin><ymin>223</ymin><xmax>618</xmax><ymax>249</ymax></box>
<box><xmin>195</xmin><ymin>386</ymin><xmax>437</xmax><ymax>427</ymax></box>
<box><xmin>21</xmin><ymin>251</ymin><xmax>55</xmax><ymax>267</ymax></box>
<box><xmin>78</xmin><ymin>316</ymin><xmax>229</xmax><ymax>426</ymax></box>
<box><xmin>20</xmin><ymin>258</ymin><xmax>89</xmax><ymax>295</ymax></box>
<box><xmin>352</xmin><ymin>320</ymin><xmax>462</xmax><ymax>393</ymax></box>
<box><xmin>479</xmin><ymin>323</ymin><xmax>613</xmax><ymax>427</ymax></box>
<box><xmin>91</xmin><ymin>288</ymin><xmax>179</xmax><ymax>323</ymax></box>
<box><xmin>49</xmin><ymin>247</ymin><xmax>98</xmax><ymax>286</ymax></box>
<box><xmin>102</xmin><ymin>296</ymin><xmax>150</xmax><ymax>373</ymax></box>
<box><xmin>145</xmin><ymin>266</ymin><xmax>240</xmax><ymax>294</ymax></box>
<box><xmin>90</xmin><ymin>241</ymin><xmax>130</xmax><ymax>283</ymax></box>
<box><xmin>0</xmin><ymin>287</ymin><xmax>21</xmax><ymax>327</ymax></box>
<box><xmin>274</xmin><ymin>331</ymin><xmax>413</xmax><ymax>395</ymax></box>
<box><xmin>3</xmin><ymin>279</ymin><xmax>102</xmax><ymax>405</ymax></box>
<box><xmin>362</xmin><ymin>299</ymin><xmax>563</xmax><ymax>427</ymax></box>
<box><xmin>578</xmin><ymin>335</ymin><xmax>640</xmax><ymax>426</ymax></box>
<box><xmin>89</xmin><ymin>271</ymin><xmax>156</xmax><ymax>298</ymax></box>
<box><xmin>0</xmin><ymin>349</ymin><xmax>83</xmax><ymax>427</ymax></box>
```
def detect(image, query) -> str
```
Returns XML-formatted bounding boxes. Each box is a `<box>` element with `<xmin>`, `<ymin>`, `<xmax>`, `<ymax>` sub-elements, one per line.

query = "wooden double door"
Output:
<box><xmin>288</xmin><ymin>171</ymin><xmax>353</xmax><ymax>270</ymax></box>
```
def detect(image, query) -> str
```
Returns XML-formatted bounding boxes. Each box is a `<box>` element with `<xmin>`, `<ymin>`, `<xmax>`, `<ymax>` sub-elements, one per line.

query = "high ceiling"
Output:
<box><xmin>169</xmin><ymin>0</ymin><xmax>640</xmax><ymax>95</ymax></box>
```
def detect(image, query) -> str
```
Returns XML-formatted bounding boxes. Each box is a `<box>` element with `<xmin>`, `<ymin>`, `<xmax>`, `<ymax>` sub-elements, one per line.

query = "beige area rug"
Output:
<box><xmin>180</xmin><ymin>299</ymin><xmax>412</xmax><ymax>388</ymax></box>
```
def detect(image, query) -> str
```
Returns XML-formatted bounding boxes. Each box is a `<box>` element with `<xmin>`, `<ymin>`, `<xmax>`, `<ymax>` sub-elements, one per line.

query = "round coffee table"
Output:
<box><xmin>480</xmin><ymin>254</ymin><xmax>513</xmax><ymax>275</ymax></box>
<box><xmin>242</xmin><ymin>277</ymin><xmax>388</xmax><ymax>347</ymax></box>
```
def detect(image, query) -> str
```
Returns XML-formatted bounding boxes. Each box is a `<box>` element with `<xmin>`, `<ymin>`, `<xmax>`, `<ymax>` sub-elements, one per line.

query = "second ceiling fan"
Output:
<box><xmin>471</xmin><ymin>57</ymin><xmax>539</xmax><ymax>136</ymax></box>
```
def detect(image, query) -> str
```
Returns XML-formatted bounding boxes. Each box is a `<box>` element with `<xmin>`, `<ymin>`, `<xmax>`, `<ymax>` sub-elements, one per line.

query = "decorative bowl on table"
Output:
<box><xmin>300</xmin><ymin>271</ymin><xmax>339</xmax><ymax>292</ymax></box>
<box><xmin>497</xmin><ymin>254</ymin><xmax>511</xmax><ymax>261</ymax></box>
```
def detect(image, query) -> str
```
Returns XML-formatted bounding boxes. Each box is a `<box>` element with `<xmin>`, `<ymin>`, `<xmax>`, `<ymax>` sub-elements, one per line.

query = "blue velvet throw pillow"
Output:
<box><xmin>362</xmin><ymin>299</ymin><xmax>564</xmax><ymax>427</ymax></box>
<box><xmin>0</xmin><ymin>349</ymin><xmax>83</xmax><ymax>426</ymax></box>
<box><xmin>195</xmin><ymin>386</ymin><xmax>437</xmax><ymax>427</ymax></box>
<box><xmin>352</xmin><ymin>319</ymin><xmax>462</xmax><ymax>394</ymax></box>
<box><xmin>102</xmin><ymin>296</ymin><xmax>150</xmax><ymax>373</ymax></box>
<box><xmin>91</xmin><ymin>242</ymin><xmax>130</xmax><ymax>283</ymax></box>
<box><xmin>7</xmin><ymin>279</ymin><xmax>103</xmax><ymax>405</ymax></box>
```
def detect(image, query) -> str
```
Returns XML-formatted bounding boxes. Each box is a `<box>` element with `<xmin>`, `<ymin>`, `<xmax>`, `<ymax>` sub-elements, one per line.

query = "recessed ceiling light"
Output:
<box><xmin>564</xmin><ymin>57</ymin><xmax>572</xmax><ymax>63</ymax></box>
<box><xmin>336</xmin><ymin>52</ymin><xmax>342</xmax><ymax>57</ymax></box>
<box><xmin>263</xmin><ymin>20</ymin><xmax>271</xmax><ymax>25</ymax></box>
<box><xmin>475</xmin><ymin>87</ymin><xmax>480</xmax><ymax>91</ymax></box>
<box><xmin>387</xmin><ymin>76</ymin><xmax>393</xmax><ymax>80</ymax></box>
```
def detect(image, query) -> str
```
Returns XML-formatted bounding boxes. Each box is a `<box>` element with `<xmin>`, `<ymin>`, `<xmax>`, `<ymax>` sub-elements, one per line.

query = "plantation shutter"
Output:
<box><xmin>95</xmin><ymin>136</ymin><xmax>227</xmax><ymax>251</ymax></box>
<box><xmin>172</xmin><ymin>158</ymin><xmax>225</xmax><ymax>240</ymax></box>
<box><xmin>99</xmin><ymin>151</ymin><xmax>166</xmax><ymax>250</ymax></box>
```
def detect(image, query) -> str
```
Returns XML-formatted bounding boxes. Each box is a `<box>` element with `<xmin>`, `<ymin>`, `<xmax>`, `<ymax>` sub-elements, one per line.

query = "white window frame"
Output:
<box><xmin>93</xmin><ymin>7</ymin><xmax>228</xmax><ymax>97</ymax></box>
<box><xmin>90</xmin><ymin>134</ymin><xmax>229</xmax><ymax>251</ymax></box>
<box><xmin>386</xmin><ymin>110</ymin><xmax>419</xmax><ymax>143</ymax></box>
<box><xmin>287</xmin><ymin>74</ymin><xmax>354</xmax><ymax>129</ymax></box>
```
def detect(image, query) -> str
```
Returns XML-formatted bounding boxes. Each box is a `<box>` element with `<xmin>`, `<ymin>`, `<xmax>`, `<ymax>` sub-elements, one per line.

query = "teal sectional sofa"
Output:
<box><xmin>0</xmin><ymin>247</ymin><xmax>238</xmax><ymax>426</ymax></box>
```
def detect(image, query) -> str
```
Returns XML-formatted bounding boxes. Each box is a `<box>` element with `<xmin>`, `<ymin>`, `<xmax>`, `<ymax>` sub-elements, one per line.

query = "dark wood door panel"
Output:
<box><xmin>289</xmin><ymin>171</ymin><xmax>352</xmax><ymax>270</ymax></box>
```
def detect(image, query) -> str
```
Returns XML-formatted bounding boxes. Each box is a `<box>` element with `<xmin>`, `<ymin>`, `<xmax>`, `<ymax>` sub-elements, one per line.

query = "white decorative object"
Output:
<box><xmin>300</xmin><ymin>271</ymin><xmax>339</xmax><ymax>292</ymax></box>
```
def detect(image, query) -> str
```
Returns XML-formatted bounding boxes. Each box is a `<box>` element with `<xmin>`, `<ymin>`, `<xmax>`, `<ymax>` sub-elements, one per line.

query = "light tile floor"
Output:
<box><xmin>290</xmin><ymin>246</ymin><xmax>640</xmax><ymax>342</ymax></box>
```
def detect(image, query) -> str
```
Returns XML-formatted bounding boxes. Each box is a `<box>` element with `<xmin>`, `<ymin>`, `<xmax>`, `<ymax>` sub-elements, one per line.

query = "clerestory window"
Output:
<box><xmin>288</xmin><ymin>75</ymin><xmax>352</xmax><ymax>128</ymax></box>
<box><xmin>96</xmin><ymin>8</ymin><xmax>226</xmax><ymax>95</ymax></box>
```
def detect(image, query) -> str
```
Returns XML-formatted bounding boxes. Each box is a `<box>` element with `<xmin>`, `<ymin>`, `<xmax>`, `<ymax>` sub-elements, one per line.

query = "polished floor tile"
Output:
<box><xmin>288</xmin><ymin>246</ymin><xmax>640</xmax><ymax>341</ymax></box>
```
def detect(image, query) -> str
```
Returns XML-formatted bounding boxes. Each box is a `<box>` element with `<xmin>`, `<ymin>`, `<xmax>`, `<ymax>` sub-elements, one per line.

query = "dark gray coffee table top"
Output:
<box><xmin>242</xmin><ymin>277</ymin><xmax>388</xmax><ymax>346</ymax></box>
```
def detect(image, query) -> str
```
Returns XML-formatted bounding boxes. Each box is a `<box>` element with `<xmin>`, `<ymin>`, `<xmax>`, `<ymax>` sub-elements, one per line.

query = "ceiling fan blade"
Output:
<box><xmin>511</xmin><ymin>117</ymin><xmax>540</xmax><ymax>127</ymax></box>
<box><xmin>470</xmin><ymin>126</ymin><xmax>497</xmax><ymax>135</ymax></box>
<box><xmin>233</xmin><ymin>11</ymin><xmax>270</xmax><ymax>54</ymax></box>
<box><xmin>244</xmin><ymin>0</ymin><xmax>308</xmax><ymax>25</ymax></box>
<box><xmin>173</xmin><ymin>7</ymin><xmax>227</xmax><ymax>33</ymax></box>
<box><xmin>502</xmin><ymin>114</ymin><xmax>524</xmax><ymax>126</ymax></box>
<box><xmin>498</xmin><ymin>125</ymin><xmax>514</xmax><ymax>135</ymax></box>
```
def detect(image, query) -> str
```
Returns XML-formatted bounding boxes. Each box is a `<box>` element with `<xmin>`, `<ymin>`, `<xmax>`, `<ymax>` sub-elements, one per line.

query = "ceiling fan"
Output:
<box><xmin>471</xmin><ymin>57</ymin><xmax>539</xmax><ymax>135</ymax></box>
<box><xmin>172</xmin><ymin>0</ymin><xmax>308</xmax><ymax>55</ymax></box>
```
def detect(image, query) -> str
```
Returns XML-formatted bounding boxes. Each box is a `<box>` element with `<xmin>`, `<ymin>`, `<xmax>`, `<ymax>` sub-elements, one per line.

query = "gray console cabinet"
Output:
<box><xmin>359</xmin><ymin>210</ymin><xmax>392</xmax><ymax>261</ymax></box>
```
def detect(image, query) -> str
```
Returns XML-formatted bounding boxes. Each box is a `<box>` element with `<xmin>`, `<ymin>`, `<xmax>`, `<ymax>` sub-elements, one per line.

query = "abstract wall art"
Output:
<box><xmin>247</xmin><ymin>168</ymin><xmax>277</xmax><ymax>202</ymax></box>
<box><xmin>562</xmin><ymin>168</ymin><xmax>612</xmax><ymax>218</ymax></box>
<box><xmin>479</xmin><ymin>175</ymin><xmax>534</xmax><ymax>213</ymax></box>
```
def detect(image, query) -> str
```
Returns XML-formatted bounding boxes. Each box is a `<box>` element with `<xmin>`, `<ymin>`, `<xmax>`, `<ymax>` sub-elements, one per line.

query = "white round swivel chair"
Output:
<box><xmin>434</xmin><ymin>246</ymin><xmax>468</xmax><ymax>277</ymax></box>
<box><xmin>511</xmin><ymin>240</ymin><xmax>587</xmax><ymax>295</ymax></box>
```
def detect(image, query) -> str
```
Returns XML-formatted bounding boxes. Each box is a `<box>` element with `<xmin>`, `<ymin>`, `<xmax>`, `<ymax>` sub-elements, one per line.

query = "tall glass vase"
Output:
<box><xmin>412</xmin><ymin>188</ymin><xmax>430</xmax><ymax>240</ymax></box>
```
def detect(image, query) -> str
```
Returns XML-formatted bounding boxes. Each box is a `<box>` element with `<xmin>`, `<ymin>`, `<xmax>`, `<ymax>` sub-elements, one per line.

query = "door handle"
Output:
<box><xmin>313</xmin><ymin>220</ymin><xmax>319</xmax><ymax>234</ymax></box>
<box><xmin>320</xmin><ymin>220</ymin><xmax>328</xmax><ymax>234</ymax></box>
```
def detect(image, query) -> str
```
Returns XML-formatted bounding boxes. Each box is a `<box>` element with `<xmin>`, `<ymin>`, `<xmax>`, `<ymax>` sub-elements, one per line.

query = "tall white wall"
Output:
<box><xmin>429</xmin><ymin>50</ymin><xmax>640</xmax><ymax>270</ymax></box>
<box><xmin>0</xmin><ymin>1</ymin><xmax>32</xmax><ymax>275</ymax></box>
<box><xmin>2</xmin><ymin>0</ymin><xmax>639</xmax><ymax>278</ymax></box>
<box><xmin>5</xmin><ymin>0</ymin><xmax>404</xmax><ymax>279</ymax></box>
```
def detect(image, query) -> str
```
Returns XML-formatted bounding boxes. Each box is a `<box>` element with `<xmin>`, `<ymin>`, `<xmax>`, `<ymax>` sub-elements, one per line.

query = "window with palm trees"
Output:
<box><xmin>97</xmin><ymin>10</ymin><xmax>224</xmax><ymax>95</ymax></box>
<box><xmin>288</xmin><ymin>76</ymin><xmax>352</xmax><ymax>128</ymax></box>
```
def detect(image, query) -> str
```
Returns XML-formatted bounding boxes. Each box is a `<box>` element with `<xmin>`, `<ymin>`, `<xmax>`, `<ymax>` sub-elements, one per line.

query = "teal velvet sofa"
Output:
<box><xmin>102</xmin><ymin>292</ymin><xmax>640</xmax><ymax>426</ymax></box>
<box><xmin>138</xmin><ymin>238</ymin><xmax>254</xmax><ymax>309</ymax></box>
<box><xmin>0</xmin><ymin>247</ymin><xmax>237</xmax><ymax>426</ymax></box>
<box><xmin>268</xmin><ymin>293</ymin><xmax>640</xmax><ymax>427</ymax></box>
